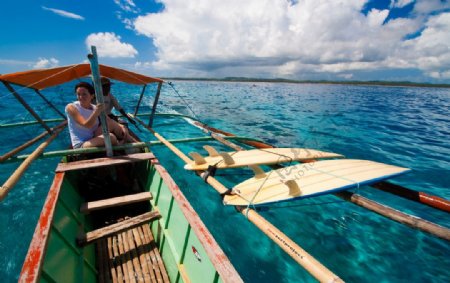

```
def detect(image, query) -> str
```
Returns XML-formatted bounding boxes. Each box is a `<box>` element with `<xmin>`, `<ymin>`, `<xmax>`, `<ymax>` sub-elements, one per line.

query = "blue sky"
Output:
<box><xmin>0</xmin><ymin>0</ymin><xmax>449</xmax><ymax>82</ymax></box>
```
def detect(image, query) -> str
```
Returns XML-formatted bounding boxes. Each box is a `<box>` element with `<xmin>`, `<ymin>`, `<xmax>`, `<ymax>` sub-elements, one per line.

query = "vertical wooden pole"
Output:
<box><xmin>87</xmin><ymin>46</ymin><xmax>113</xmax><ymax>157</ymax></box>
<box><xmin>148</xmin><ymin>82</ymin><xmax>163</xmax><ymax>128</ymax></box>
<box><xmin>134</xmin><ymin>84</ymin><xmax>147</xmax><ymax>117</ymax></box>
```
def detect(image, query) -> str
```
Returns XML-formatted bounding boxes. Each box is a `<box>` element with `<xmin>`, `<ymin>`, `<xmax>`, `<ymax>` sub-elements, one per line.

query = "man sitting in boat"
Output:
<box><xmin>100</xmin><ymin>77</ymin><xmax>137</xmax><ymax>126</ymax></box>
<box><xmin>66</xmin><ymin>82</ymin><xmax>135</xmax><ymax>148</ymax></box>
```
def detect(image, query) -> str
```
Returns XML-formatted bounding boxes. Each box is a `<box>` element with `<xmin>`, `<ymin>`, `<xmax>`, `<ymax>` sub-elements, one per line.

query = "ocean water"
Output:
<box><xmin>0</xmin><ymin>80</ymin><xmax>449</xmax><ymax>282</ymax></box>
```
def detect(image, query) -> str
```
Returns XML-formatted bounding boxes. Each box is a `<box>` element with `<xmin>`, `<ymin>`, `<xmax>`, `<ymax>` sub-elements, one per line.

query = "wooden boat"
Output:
<box><xmin>1</xmin><ymin>46</ymin><xmax>449</xmax><ymax>282</ymax></box>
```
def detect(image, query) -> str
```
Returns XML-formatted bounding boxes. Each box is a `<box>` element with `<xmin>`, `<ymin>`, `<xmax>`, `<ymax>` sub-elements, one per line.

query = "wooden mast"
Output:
<box><xmin>87</xmin><ymin>46</ymin><xmax>113</xmax><ymax>157</ymax></box>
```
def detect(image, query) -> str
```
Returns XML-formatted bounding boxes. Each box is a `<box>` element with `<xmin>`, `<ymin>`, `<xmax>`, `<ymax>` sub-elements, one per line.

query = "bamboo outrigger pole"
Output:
<box><xmin>0</xmin><ymin>126</ymin><xmax>65</xmax><ymax>201</ymax></box>
<box><xmin>372</xmin><ymin>181</ymin><xmax>450</xmax><ymax>213</ymax></box>
<box><xmin>0</xmin><ymin>121</ymin><xmax>67</xmax><ymax>163</ymax></box>
<box><xmin>193</xmin><ymin>120</ymin><xmax>450</xmax><ymax>214</ymax></box>
<box><xmin>189</xmin><ymin>119</ymin><xmax>450</xmax><ymax>241</ymax></box>
<box><xmin>133</xmin><ymin>117</ymin><xmax>343</xmax><ymax>282</ymax></box>
<box><xmin>335</xmin><ymin>191</ymin><xmax>450</xmax><ymax>241</ymax></box>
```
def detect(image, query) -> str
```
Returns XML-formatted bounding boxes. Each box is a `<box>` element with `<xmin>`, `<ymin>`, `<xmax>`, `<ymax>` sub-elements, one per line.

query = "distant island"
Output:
<box><xmin>162</xmin><ymin>77</ymin><xmax>450</xmax><ymax>88</ymax></box>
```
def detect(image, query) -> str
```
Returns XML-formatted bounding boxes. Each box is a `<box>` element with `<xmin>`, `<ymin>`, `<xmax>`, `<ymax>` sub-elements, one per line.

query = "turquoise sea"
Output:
<box><xmin>0</xmin><ymin>80</ymin><xmax>449</xmax><ymax>282</ymax></box>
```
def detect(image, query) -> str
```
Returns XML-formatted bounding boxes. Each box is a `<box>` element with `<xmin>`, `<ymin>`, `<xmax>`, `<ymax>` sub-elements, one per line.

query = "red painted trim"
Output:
<box><xmin>19</xmin><ymin>172</ymin><xmax>65</xmax><ymax>283</ymax></box>
<box><xmin>151</xmin><ymin>159</ymin><xmax>243</xmax><ymax>283</ymax></box>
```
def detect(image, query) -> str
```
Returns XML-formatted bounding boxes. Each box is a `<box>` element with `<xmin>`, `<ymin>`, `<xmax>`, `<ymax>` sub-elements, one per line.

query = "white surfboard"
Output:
<box><xmin>184</xmin><ymin>146</ymin><xmax>344</xmax><ymax>170</ymax></box>
<box><xmin>223</xmin><ymin>159</ymin><xmax>410</xmax><ymax>206</ymax></box>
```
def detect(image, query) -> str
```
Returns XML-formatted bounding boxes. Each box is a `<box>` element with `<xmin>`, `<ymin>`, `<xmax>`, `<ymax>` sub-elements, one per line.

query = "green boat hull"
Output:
<box><xmin>20</xmin><ymin>153</ymin><xmax>241</xmax><ymax>283</ymax></box>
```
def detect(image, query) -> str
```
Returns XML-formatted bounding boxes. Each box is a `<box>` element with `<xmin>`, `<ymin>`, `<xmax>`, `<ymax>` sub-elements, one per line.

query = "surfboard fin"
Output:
<box><xmin>283</xmin><ymin>179</ymin><xmax>302</xmax><ymax>196</ymax></box>
<box><xmin>189</xmin><ymin>152</ymin><xmax>206</xmax><ymax>165</ymax></box>
<box><xmin>249</xmin><ymin>165</ymin><xmax>267</xmax><ymax>179</ymax></box>
<box><xmin>203</xmin><ymin>145</ymin><xmax>220</xmax><ymax>157</ymax></box>
<box><xmin>219</xmin><ymin>152</ymin><xmax>235</xmax><ymax>165</ymax></box>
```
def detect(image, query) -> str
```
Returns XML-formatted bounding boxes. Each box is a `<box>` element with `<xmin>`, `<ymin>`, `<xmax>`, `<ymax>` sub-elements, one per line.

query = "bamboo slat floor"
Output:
<box><xmin>96</xmin><ymin>224</ymin><xmax>169</xmax><ymax>283</ymax></box>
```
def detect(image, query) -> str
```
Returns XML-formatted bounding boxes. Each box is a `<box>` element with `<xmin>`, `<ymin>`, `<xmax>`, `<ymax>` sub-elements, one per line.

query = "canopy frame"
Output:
<box><xmin>2</xmin><ymin>81</ymin><xmax>53</xmax><ymax>134</ymax></box>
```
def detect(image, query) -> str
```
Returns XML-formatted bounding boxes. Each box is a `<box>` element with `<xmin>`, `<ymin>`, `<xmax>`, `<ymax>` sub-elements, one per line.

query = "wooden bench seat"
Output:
<box><xmin>56</xmin><ymin>152</ymin><xmax>155</xmax><ymax>172</ymax></box>
<box><xmin>80</xmin><ymin>192</ymin><xmax>153</xmax><ymax>214</ymax></box>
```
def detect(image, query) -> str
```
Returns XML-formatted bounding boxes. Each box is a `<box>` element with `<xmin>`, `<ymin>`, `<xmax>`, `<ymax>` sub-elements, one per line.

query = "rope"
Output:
<box><xmin>256</xmin><ymin>148</ymin><xmax>294</xmax><ymax>165</ymax></box>
<box><xmin>167</xmin><ymin>82</ymin><xmax>204</xmax><ymax>125</ymax></box>
<box><xmin>242</xmin><ymin>168</ymin><xmax>277</xmax><ymax>218</ymax></box>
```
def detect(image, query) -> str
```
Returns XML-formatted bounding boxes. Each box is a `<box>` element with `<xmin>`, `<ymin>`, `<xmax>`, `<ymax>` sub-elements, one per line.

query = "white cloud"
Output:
<box><xmin>114</xmin><ymin>0</ymin><xmax>140</xmax><ymax>13</ymax></box>
<box><xmin>414</xmin><ymin>0</ymin><xmax>450</xmax><ymax>14</ymax></box>
<box><xmin>32</xmin><ymin>58</ymin><xmax>59</xmax><ymax>69</ymax></box>
<box><xmin>116</xmin><ymin>12</ymin><xmax>134</xmax><ymax>30</ymax></box>
<box><xmin>399</xmin><ymin>12</ymin><xmax>450</xmax><ymax>79</ymax></box>
<box><xmin>85</xmin><ymin>32</ymin><xmax>138</xmax><ymax>58</ymax></box>
<box><xmin>42</xmin><ymin>6</ymin><xmax>84</xmax><ymax>20</ymax></box>
<box><xmin>390</xmin><ymin>0</ymin><xmax>414</xmax><ymax>9</ymax></box>
<box><xmin>133</xmin><ymin>0</ymin><xmax>450</xmax><ymax>80</ymax></box>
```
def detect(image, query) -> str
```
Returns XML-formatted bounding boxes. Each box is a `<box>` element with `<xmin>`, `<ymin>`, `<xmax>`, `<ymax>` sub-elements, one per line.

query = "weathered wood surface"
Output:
<box><xmin>97</xmin><ymin>225</ymin><xmax>169</xmax><ymax>283</ymax></box>
<box><xmin>80</xmin><ymin>192</ymin><xmax>153</xmax><ymax>214</ymax></box>
<box><xmin>56</xmin><ymin>152</ymin><xmax>155</xmax><ymax>172</ymax></box>
<box><xmin>77</xmin><ymin>211</ymin><xmax>161</xmax><ymax>246</ymax></box>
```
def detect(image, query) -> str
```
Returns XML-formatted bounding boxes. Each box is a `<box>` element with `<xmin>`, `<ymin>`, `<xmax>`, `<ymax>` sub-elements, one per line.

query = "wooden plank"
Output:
<box><xmin>121</xmin><ymin>231</ymin><xmax>136</xmax><ymax>283</ymax></box>
<box><xmin>137</xmin><ymin>225</ymin><xmax>158</xmax><ymax>283</ymax></box>
<box><xmin>78</xmin><ymin>211</ymin><xmax>161</xmax><ymax>246</ymax></box>
<box><xmin>141</xmin><ymin>224</ymin><xmax>163</xmax><ymax>283</ymax></box>
<box><xmin>56</xmin><ymin>152</ymin><xmax>155</xmax><ymax>172</ymax></box>
<box><xmin>142</xmin><ymin>223</ymin><xmax>169</xmax><ymax>283</ymax></box>
<box><xmin>109</xmin><ymin>236</ymin><xmax>122</xmax><ymax>283</ymax></box>
<box><xmin>126</xmin><ymin>230</ymin><xmax>143</xmax><ymax>282</ymax></box>
<box><xmin>117</xmin><ymin>232</ymin><xmax>131</xmax><ymax>283</ymax></box>
<box><xmin>115</xmin><ymin>236</ymin><xmax>125</xmax><ymax>282</ymax></box>
<box><xmin>80</xmin><ymin>192</ymin><xmax>153</xmax><ymax>214</ymax></box>
<box><xmin>127</xmin><ymin>228</ymin><xmax>148</xmax><ymax>282</ymax></box>
<box><xmin>130</xmin><ymin>228</ymin><xmax>151</xmax><ymax>283</ymax></box>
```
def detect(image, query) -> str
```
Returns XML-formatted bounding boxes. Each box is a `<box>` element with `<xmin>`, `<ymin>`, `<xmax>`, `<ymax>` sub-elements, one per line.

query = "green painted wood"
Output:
<box><xmin>0</xmin><ymin>118</ymin><xmax>65</xmax><ymax>128</ymax></box>
<box><xmin>37</xmin><ymin>154</ymin><xmax>235</xmax><ymax>283</ymax></box>
<box><xmin>145</xmin><ymin>165</ymin><xmax>228</xmax><ymax>283</ymax></box>
<box><xmin>41</xmin><ymin>174</ymin><xmax>97</xmax><ymax>283</ymax></box>
<box><xmin>3</xmin><ymin>136</ymin><xmax>263</xmax><ymax>163</ymax></box>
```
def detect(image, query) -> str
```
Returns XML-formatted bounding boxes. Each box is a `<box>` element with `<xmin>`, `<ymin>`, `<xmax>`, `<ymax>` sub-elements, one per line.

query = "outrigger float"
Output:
<box><xmin>1</xmin><ymin>47</ymin><xmax>449</xmax><ymax>282</ymax></box>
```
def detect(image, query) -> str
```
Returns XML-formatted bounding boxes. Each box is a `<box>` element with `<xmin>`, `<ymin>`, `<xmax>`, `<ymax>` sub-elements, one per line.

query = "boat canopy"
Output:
<box><xmin>0</xmin><ymin>63</ymin><xmax>163</xmax><ymax>90</ymax></box>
